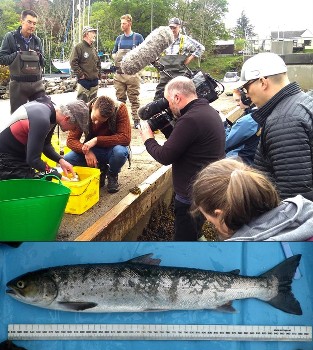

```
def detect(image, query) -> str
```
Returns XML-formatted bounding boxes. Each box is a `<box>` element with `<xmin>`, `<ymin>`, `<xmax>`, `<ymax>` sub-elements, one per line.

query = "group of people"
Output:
<box><xmin>139</xmin><ymin>52</ymin><xmax>313</xmax><ymax>241</ymax></box>
<box><xmin>0</xmin><ymin>10</ymin><xmax>206</xmax><ymax>195</ymax></box>
<box><xmin>1</xmin><ymin>10</ymin><xmax>313</xmax><ymax>242</ymax></box>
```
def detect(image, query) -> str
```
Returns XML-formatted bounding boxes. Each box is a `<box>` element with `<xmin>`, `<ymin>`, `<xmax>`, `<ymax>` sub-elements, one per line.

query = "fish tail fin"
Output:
<box><xmin>260</xmin><ymin>254</ymin><xmax>302</xmax><ymax>315</ymax></box>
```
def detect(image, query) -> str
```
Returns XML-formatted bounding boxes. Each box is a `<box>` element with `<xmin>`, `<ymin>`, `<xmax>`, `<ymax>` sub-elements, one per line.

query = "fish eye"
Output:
<box><xmin>17</xmin><ymin>280</ymin><xmax>25</xmax><ymax>289</ymax></box>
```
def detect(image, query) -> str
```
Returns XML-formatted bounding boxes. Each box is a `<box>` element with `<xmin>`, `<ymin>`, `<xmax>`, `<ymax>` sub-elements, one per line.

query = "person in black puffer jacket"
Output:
<box><xmin>240</xmin><ymin>52</ymin><xmax>313</xmax><ymax>201</ymax></box>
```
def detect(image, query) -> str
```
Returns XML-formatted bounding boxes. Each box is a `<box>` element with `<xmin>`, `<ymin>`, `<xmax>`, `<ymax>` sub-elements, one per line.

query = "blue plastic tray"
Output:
<box><xmin>0</xmin><ymin>242</ymin><xmax>312</xmax><ymax>349</ymax></box>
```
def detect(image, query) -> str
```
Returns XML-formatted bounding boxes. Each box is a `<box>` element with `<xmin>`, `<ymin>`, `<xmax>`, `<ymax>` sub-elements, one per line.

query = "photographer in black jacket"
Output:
<box><xmin>0</xmin><ymin>10</ymin><xmax>45</xmax><ymax>113</ymax></box>
<box><xmin>140</xmin><ymin>76</ymin><xmax>225</xmax><ymax>241</ymax></box>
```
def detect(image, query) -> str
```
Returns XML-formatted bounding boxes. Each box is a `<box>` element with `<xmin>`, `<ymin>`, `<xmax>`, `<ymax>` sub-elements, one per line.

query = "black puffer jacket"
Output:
<box><xmin>254</xmin><ymin>82</ymin><xmax>313</xmax><ymax>199</ymax></box>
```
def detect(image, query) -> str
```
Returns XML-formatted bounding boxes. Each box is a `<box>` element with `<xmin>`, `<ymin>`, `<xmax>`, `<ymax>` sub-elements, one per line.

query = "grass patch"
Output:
<box><xmin>189</xmin><ymin>55</ymin><xmax>244</xmax><ymax>80</ymax></box>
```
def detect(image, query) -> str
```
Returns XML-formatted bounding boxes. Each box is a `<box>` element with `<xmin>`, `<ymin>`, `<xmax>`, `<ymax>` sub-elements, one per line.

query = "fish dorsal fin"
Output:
<box><xmin>229</xmin><ymin>269</ymin><xmax>240</xmax><ymax>275</ymax></box>
<box><xmin>127</xmin><ymin>253</ymin><xmax>161</xmax><ymax>266</ymax></box>
<box><xmin>216</xmin><ymin>301</ymin><xmax>236</xmax><ymax>313</ymax></box>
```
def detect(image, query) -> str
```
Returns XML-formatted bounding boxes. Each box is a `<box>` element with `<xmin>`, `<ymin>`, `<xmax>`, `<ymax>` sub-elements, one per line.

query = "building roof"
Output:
<box><xmin>215</xmin><ymin>40</ymin><xmax>234</xmax><ymax>46</ymax></box>
<box><xmin>271</xmin><ymin>30</ymin><xmax>308</xmax><ymax>39</ymax></box>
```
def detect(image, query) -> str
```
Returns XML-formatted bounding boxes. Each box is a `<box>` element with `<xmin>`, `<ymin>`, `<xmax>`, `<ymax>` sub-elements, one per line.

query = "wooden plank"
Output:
<box><xmin>75</xmin><ymin>165</ymin><xmax>172</xmax><ymax>241</ymax></box>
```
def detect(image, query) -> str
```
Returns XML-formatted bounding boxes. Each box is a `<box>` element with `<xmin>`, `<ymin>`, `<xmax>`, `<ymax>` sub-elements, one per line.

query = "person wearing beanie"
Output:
<box><xmin>70</xmin><ymin>26</ymin><xmax>101</xmax><ymax>103</ymax></box>
<box><xmin>64</xmin><ymin>95</ymin><xmax>131</xmax><ymax>193</ymax></box>
<box><xmin>240</xmin><ymin>52</ymin><xmax>313</xmax><ymax>200</ymax></box>
<box><xmin>0</xmin><ymin>96</ymin><xmax>89</xmax><ymax>180</ymax></box>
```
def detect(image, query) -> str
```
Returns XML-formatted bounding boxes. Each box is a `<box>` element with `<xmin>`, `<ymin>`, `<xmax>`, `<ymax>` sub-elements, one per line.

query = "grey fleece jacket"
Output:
<box><xmin>227</xmin><ymin>195</ymin><xmax>313</xmax><ymax>241</ymax></box>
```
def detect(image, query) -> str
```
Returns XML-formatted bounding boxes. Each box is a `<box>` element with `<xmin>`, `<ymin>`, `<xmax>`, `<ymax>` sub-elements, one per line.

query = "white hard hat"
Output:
<box><xmin>240</xmin><ymin>53</ymin><xmax>287</xmax><ymax>82</ymax></box>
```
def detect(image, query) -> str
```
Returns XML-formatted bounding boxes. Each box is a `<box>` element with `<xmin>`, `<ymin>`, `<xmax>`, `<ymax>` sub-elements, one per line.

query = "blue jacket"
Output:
<box><xmin>225</xmin><ymin>110</ymin><xmax>260</xmax><ymax>165</ymax></box>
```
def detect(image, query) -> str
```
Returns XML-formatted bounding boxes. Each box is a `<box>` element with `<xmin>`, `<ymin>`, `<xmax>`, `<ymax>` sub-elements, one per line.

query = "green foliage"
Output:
<box><xmin>234</xmin><ymin>38</ymin><xmax>245</xmax><ymax>52</ymax></box>
<box><xmin>172</xmin><ymin>0</ymin><xmax>229</xmax><ymax>57</ymax></box>
<box><xmin>232</xmin><ymin>11</ymin><xmax>255</xmax><ymax>39</ymax></box>
<box><xmin>0</xmin><ymin>0</ymin><xmax>20</xmax><ymax>42</ymax></box>
<box><xmin>0</xmin><ymin>0</ymin><xmax>232</xmax><ymax>73</ymax></box>
<box><xmin>193</xmin><ymin>55</ymin><xmax>243</xmax><ymax>80</ymax></box>
<box><xmin>0</xmin><ymin>65</ymin><xmax>10</xmax><ymax>85</ymax></box>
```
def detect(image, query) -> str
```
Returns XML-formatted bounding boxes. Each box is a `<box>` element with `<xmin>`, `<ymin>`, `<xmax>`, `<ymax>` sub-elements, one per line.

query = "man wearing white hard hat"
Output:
<box><xmin>240</xmin><ymin>52</ymin><xmax>313</xmax><ymax>200</ymax></box>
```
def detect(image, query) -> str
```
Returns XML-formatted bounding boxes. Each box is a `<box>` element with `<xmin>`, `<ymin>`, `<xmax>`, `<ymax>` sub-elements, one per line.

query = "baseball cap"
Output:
<box><xmin>82</xmin><ymin>26</ymin><xmax>97</xmax><ymax>36</ymax></box>
<box><xmin>240</xmin><ymin>53</ymin><xmax>287</xmax><ymax>82</ymax></box>
<box><xmin>168</xmin><ymin>17</ymin><xmax>182</xmax><ymax>27</ymax></box>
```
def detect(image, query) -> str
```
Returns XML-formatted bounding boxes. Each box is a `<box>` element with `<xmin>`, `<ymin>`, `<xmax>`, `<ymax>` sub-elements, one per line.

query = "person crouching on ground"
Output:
<box><xmin>64</xmin><ymin>95</ymin><xmax>131</xmax><ymax>193</ymax></box>
<box><xmin>191</xmin><ymin>158</ymin><xmax>313</xmax><ymax>241</ymax></box>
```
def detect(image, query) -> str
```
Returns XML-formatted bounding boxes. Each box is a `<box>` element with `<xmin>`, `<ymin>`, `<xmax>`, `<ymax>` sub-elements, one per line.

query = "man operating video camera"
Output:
<box><xmin>140</xmin><ymin>76</ymin><xmax>225</xmax><ymax>241</ymax></box>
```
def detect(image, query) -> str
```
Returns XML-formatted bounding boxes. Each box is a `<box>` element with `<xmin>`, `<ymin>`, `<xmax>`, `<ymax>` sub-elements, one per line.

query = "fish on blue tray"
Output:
<box><xmin>6</xmin><ymin>253</ymin><xmax>302</xmax><ymax>315</ymax></box>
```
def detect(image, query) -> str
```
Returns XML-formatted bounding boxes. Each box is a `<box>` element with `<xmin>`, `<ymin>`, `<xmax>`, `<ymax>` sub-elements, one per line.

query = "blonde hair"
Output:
<box><xmin>191</xmin><ymin>158</ymin><xmax>280</xmax><ymax>231</ymax></box>
<box><xmin>121</xmin><ymin>14</ymin><xmax>132</xmax><ymax>23</ymax></box>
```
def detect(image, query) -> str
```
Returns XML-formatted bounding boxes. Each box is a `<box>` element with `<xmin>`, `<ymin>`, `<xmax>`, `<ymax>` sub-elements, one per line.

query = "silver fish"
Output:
<box><xmin>6</xmin><ymin>253</ymin><xmax>302</xmax><ymax>315</ymax></box>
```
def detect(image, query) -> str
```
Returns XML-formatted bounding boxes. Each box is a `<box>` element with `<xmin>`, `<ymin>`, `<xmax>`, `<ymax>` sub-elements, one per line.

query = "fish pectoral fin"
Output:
<box><xmin>216</xmin><ymin>302</ymin><xmax>236</xmax><ymax>313</ymax></box>
<box><xmin>127</xmin><ymin>253</ymin><xmax>161</xmax><ymax>266</ymax></box>
<box><xmin>57</xmin><ymin>302</ymin><xmax>98</xmax><ymax>311</ymax></box>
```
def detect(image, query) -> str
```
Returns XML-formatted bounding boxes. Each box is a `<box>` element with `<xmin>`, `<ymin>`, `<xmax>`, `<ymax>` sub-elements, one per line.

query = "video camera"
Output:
<box><xmin>138</xmin><ymin>98</ymin><xmax>173</xmax><ymax>132</ymax></box>
<box><xmin>138</xmin><ymin>64</ymin><xmax>224</xmax><ymax>132</ymax></box>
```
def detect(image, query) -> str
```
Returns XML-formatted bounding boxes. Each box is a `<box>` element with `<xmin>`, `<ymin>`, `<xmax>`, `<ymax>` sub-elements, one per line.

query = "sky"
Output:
<box><xmin>224</xmin><ymin>0</ymin><xmax>313</xmax><ymax>37</ymax></box>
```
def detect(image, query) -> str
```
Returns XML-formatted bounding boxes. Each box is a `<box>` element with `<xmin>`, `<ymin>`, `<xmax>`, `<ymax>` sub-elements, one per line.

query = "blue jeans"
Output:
<box><xmin>64</xmin><ymin>145</ymin><xmax>129</xmax><ymax>175</ymax></box>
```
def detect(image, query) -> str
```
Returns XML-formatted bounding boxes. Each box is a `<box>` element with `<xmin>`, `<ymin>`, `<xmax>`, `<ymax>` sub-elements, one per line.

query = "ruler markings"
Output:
<box><xmin>8</xmin><ymin>324</ymin><xmax>312</xmax><ymax>342</ymax></box>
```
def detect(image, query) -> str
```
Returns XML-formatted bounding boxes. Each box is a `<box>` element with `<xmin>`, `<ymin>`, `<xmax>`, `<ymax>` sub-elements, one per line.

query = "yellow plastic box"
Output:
<box><xmin>61</xmin><ymin>166</ymin><xmax>100</xmax><ymax>215</ymax></box>
<box><xmin>41</xmin><ymin>134</ymin><xmax>60</xmax><ymax>167</ymax></box>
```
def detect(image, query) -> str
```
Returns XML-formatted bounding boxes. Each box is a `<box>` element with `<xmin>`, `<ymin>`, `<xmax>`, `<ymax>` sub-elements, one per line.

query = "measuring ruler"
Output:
<box><xmin>8</xmin><ymin>324</ymin><xmax>312</xmax><ymax>342</ymax></box>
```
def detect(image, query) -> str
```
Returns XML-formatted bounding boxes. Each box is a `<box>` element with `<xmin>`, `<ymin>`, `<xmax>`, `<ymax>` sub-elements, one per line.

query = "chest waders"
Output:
<box><xmin>9</xmin><ymin>51</ymin><xmax>42</xmax><ymax>82</ymax></box>
<box><xmin>8</xmin><ymin>36</ymin><xmax>44</xmax><ymax>113</ymax></box>
<box><xmin>114</xmin><ymin>49</ymin><xmax>131</xmax><ymax>74</ymax></box>
<box><xmin>113</xmin><ymin>34</ymin><xmax>141</xmax><ymax>121</ymax></box>
<box><xmin>154</xmin><ymin>55</ymin><xmax>188</xmax><ymax>100</ymax></box>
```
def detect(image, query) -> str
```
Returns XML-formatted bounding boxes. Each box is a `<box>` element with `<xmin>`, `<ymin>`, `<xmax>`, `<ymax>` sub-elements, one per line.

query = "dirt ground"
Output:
<box><xmin>57</xmin><ymin>84</ymin><xmax>235</xmax><ymax>241</ymax></box>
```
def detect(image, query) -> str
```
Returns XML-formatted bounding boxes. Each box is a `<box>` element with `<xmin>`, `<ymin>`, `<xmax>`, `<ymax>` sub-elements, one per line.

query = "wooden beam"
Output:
<box><xmin>75</xmin><ymin>165</ymin><xmax>172</xmax><ymax>241</ymax></box>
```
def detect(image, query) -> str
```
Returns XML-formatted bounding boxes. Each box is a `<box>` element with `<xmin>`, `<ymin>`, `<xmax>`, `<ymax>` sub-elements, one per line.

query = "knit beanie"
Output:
<box><xmin>62</xmin><ymin>100</ymin><xmax>89</xmax><ymax>134</ymax></box>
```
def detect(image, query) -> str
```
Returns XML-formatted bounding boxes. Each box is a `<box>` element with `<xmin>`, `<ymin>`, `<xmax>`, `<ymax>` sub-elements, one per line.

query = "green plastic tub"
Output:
<box><xmin>0</xmin><ymin>178</ymin><xmax>71</xmax><ymax>241</ymax></box>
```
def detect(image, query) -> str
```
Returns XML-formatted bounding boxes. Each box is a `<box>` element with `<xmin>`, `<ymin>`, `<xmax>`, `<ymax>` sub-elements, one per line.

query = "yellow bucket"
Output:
<box><xmin>61</xmin><ymin>166</ymin><xmax>100</xmax><ymax>215</ymax></box>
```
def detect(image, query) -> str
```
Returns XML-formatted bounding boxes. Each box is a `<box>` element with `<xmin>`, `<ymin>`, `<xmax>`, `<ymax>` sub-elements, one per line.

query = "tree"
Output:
<box><xmin>0</xmin><ymin>0</ymin><xmax>20</xmax><ymax>42</ymax></box>
<box><xmin>1</xmin><ymin>0</ymin><xmax>230</xmax><ymax>71</ymax></box>
<box><xmin>232</xmin><ymin>10</ymin><xmax>255</xmax><ymax>39</ymax></box>
<box><xmin>176</xmin><ymin>0</ymin><xmax>229</xmax><ymax>57</ymax></box>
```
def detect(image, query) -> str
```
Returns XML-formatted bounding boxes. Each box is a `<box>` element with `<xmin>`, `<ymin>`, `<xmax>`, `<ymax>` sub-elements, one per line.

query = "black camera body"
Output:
<box><xmin>138</xmin><ymin>68</ymin><xmax>224</xmax><ymax>132</ymax></box>
<box><xmin>147</xmin><ymin>110</ymin><xmax>174</xmax><ymax>132</ymax></box>
<box><xmin>138</xmin><ymin>98</ymin><xmax>175</xmax><ymax>132</ymax></box>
